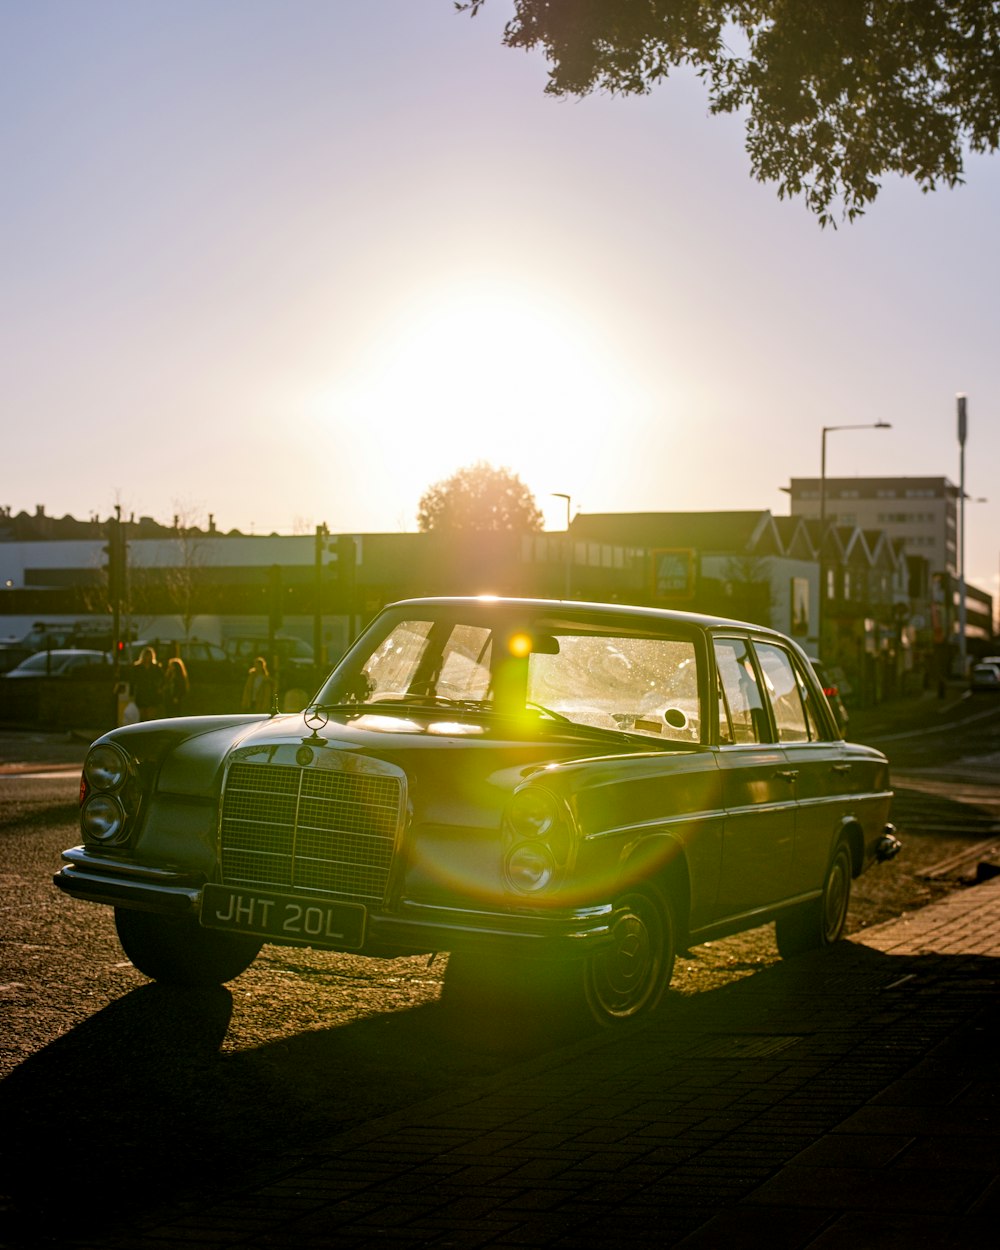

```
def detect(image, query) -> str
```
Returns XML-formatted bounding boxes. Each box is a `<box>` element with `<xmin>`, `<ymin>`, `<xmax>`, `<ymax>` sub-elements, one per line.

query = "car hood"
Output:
<box><xmin>146</xmin><ymin>706</ymin><xmax>659</xmax><ymax>817</ymax></box>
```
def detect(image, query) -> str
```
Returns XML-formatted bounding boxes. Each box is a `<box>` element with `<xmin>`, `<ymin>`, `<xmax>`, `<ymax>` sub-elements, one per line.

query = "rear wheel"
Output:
<box><xmin>775</xmin><ymin>841</ymin><xmax>852</xmax><ymax>958</ymax></box>
<box><xmin>582</xmin><ymin>888</ymin><xmax>675</xmax><ymax>1026</ymax></box>
<box><xmin>114</xmin><ymin>907</ymin><xmax>262</xmax><ymax>987</ymax></box>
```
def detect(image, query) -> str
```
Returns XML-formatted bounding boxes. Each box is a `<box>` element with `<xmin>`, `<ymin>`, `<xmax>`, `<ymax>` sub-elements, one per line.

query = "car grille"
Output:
<box><xmin>219</xmin><ymin>761</ymin><xmax>403</xmax><ymax>903</ymax></box>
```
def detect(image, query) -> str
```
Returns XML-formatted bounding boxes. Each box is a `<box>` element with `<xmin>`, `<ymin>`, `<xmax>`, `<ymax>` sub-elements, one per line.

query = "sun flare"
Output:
<box><xmin>314</xmin><ymin>280</ymin><xmax>657</xmax><ymax>520</ymax></box>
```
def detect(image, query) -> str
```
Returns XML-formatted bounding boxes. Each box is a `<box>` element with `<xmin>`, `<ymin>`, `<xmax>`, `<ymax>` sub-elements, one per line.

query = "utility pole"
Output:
<box><xmin>314</xmin><ymin>522</ymin><xmax>328</xmax><ymax>681</ymax></box>
<box><xmin>552</xmin><ymin>493</ymin><xmax>572</xmax><ymax>598</ymax></box>
<box><xmin>816</xmin><ymin>423</ymin><xmax>891</xmax><ymax>660</ymax></box>
<box><xmin>104</xmin><ymin>505</ymin><xmax>126</xmax><ymax>684</ymax></box>
<box><xmin>958</xmin><ymin>393</ymin><xmax>968</xmax><ymax>677</ymax></box>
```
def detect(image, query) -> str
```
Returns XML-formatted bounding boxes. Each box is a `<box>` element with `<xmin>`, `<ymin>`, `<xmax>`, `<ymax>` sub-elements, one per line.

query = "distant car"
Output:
<box><xmin>56</xmin><ymin>596</ymin><xmax>900</xmax><ymax>1027</ymax></box>
<box><xmin>0</xmin><ymin>620</ymin><xmax>128</xmax><ymax>672</ymax></box>
<box><xmin>3</xmin><ymin>649</ymin><xmax>113</xmax><ymax>679</ymax></box>
<box><xmin>970</xmin><ymin>662</ymin><xmax>1000</xmax><ymax>692</ymax></box>
<box><xmin>810</xmin><ymin>660</ymin><xmax>849</xmax><ymax>734</ymax></box>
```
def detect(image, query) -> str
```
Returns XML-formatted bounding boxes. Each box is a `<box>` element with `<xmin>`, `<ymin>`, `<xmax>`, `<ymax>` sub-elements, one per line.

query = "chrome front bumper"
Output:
<box><xmin>53</xmin><ymin>847</ymin><xmax>615</xmax><ymax>956</ymax></box>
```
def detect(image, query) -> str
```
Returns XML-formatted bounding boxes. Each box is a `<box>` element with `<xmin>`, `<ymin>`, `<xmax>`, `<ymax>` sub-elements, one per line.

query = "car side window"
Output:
<box><xmin>754</xmin><ymin>643</ymin><xmax>811</xmax><ymax>743</ymax></box>
<box><xmin>714</xmin><ymin>638</ymin><xmax>766</xmax><ymax>744</ymax></box>
<box><xmin>796</xmin><ymin>662</ymin><xmax>828</xmax><ymax>741</ymax></box>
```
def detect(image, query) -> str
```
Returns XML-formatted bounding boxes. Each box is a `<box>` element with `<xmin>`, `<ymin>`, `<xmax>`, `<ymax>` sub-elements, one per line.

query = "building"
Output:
<box><xmin>787</xmin><ymin>475</ymin><xmax>997</xmax><ymax>674</ymax></box>
<box><xmin>3</xmin><ymin>502</ymin><xmax>991</xmax><ymax>722</ymax></box>
<box><xmin>570</xmin><ymin>510</ymin><xmax>920</xmax><ymax>703</ymax></box>
<box><xmin>788</xmin><ymin>476</ymin><xmax>959</xmax><ymax>575</ymax></box>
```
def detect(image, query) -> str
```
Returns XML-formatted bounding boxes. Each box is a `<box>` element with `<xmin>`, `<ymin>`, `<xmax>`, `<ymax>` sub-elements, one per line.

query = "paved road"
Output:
<box><xmin>2</xmin><ymin>694</ymin><xmax>1000</xmax><ymax>1247</ymax></box>
<box><xmin>15</xmin><ymin>878</ymin><xmax>1000</xmax><ymax>1249</ymax></box>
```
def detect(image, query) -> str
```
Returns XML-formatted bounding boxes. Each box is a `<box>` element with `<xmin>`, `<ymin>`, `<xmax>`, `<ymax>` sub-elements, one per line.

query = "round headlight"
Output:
<box><xmin>82</xmin><ymin>794</ymin><xmax>126</xmax><ymax>844</ymax></box>
<box><xmin>507</xmin><ymin>786</ymin><xmax>559</xmax><ymax>839</ymax></box>
<box><xmin>84</xmin><ymin>743</ymin><xmax>129</xmax><ymax>793</ymax></box>
<box><xmin>505</xmin><ymin>842</ymin><xmax>556</xmax><ymax>893</ymax></box>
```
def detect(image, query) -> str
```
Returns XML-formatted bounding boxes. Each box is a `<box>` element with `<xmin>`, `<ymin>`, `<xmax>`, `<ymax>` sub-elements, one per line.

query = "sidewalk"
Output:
<box><xmin>65</xmin><ymin>876</ymin><xmax>1000</xmax><ymax>1250</ymax></box>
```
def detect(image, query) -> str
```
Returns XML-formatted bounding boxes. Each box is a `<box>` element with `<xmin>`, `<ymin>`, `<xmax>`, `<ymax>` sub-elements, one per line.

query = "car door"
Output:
<box><xmin>712</xmin><ymin>635</ymin><xmax>795</xmax><ymax>919</ymax></box>
<box><xmin>751</xmin><ymin>640</ymin><xmax>845</xmax><ymax>898</ymax></box>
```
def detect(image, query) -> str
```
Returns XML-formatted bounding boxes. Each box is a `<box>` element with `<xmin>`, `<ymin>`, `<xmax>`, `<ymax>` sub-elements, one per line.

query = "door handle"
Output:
<box><xmin>777</xmin><ymin>769</ymin><xmax>799</xmax><ymax>781</ymax></box>
<box><xmin>832</xmin><ymin>763</ymin><xmax>852</xmax><ymax>773</ymax></box>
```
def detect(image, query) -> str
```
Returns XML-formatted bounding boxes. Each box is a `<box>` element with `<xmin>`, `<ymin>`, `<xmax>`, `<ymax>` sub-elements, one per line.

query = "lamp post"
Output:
<box><xmin>957</xmin><ymin>394</ymin><xmax>968</xmax><ymax>677</ymax></box>
<box><xmin>552</xmin><ymin>493</ymin><xmax>572</xmax><ymax>598</ymax></box>
<box><xmin>817</xmin><ymin>421</ymin><xmax>892</xmax><ymax>659</ymax></box>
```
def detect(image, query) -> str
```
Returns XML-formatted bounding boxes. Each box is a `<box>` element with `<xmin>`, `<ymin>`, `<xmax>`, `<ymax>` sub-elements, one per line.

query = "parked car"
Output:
<box><xmin>970</xmin><ymin>662</ymin><xmax>1000</xmax><ymax>692</ymax></box>
<box><xmin>224</xmin><ymin>634</ymin><xmax>316</xmax><ymax>694</ymax></box>
<box><xmin>3</xmin><ymin>649</ymin><xmax>113</xmax><ymax>679</ymax></box>
<box><xmin>55</xmin><ymin>597</ymin><xmax>899</xmax><ymax>1026</ymax></box>
<box><xmin>809</xmin><ymin>660</ymin><xmax>850</xmax><ymax>734</ymax></box>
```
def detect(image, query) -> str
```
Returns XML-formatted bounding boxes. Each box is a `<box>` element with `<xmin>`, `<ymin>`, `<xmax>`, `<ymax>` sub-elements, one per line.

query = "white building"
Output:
<box><xmin>788</xmin><ymin>476</ymin><xmax>958</xmax><ymax>576</ymax></box>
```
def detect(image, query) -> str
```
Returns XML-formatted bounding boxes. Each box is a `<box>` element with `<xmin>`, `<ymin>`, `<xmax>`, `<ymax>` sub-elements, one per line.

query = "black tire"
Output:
<box><xmin>114</xmin><ymin>907</ymin><xmax>263</xmax><ymax>987</ymax></box>
<box><xmin>775</xmin><ymin>841</ymin><xmax>853</xmax><ymax>958</ymax></box>
<box><xmin>582</xmin><ymin>888</ymin><xmax>675</xmax><ymax>1026</ymax></box>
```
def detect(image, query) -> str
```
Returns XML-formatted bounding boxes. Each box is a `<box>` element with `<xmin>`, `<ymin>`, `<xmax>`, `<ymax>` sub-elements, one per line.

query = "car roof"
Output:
<box><xmin>386</xmin><ymin>596</ymin><xmax>791</xmax><ymax>639</ymax></box>
<box><xmin>19</xmin><ymin>648</ymin><xmax>107</xmax><ymax>657</ymax></box>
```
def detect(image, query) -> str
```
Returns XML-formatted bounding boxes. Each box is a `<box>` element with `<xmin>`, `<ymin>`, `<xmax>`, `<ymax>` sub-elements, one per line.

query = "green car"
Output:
<box><xmin>56</xmin><ymin>597</ymin><xmax>900</xmax><ymax>1026</ymax></box>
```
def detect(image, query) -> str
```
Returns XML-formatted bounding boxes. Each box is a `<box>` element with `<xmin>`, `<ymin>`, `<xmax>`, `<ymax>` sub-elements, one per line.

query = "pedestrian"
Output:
<box><xmin>162</xmin><ymin>655</ymin><xmax>190</xmax><ymax>716</ymax></box>
<box><xmin>241</xmin><ymin>656</ymin><xmax>275</xmax><ymax>712</ymax></box>
<box><xmin>131</xmin><ymin>646</ymin><xmax>164</xmax><ymax>721</ymax></box>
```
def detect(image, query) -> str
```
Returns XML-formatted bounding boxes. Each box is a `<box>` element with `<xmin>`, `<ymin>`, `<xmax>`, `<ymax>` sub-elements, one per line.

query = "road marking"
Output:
<box><xmin>0</xmin><ymin>769</ymin><xmax>79</xmax><ymax>780</ymax></box>
<box><xmin>868</xmin><ymin>704</ymin><xmax>1000</xmax><ymax>742</ymax></box>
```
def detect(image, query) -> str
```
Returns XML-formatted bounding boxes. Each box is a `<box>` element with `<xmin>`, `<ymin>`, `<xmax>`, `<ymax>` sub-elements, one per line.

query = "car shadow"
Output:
<box><xmin>1</xmin><ymin>940</ymin><xmax>996</xmax><ymax>1246</ymax></box>
<box><xmin>0</xmin><ymin>971</ymin><xmax>578</xmax><ymax>1244</ymax></box>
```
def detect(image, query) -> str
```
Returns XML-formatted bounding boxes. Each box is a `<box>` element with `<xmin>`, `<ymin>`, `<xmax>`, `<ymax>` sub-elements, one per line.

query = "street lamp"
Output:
<box><xmin>817</xmin><ymin>421</ymin><xmax>892</xmax><ymax>659</ymax></box>
<box><xmin>957</xmin><ymin>395</ymin><xmax>968</xmax><ymax>677</ymax></box>
<box><xmin>551</xmin><ymin>493</ymin><xmax>572</xmax><ymax>598</ymax></box>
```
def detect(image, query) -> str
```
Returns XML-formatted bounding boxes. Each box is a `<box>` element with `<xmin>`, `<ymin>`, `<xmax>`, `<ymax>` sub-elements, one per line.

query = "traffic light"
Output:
<box><xmin>331</xmin><ymin>535</ymin><xmax>357</xmax><ymax>593</ymax></box>
<box><xmin>317</xmin><ymin>530</ymin><xmax>357</xmax><ymax>596</ymax></box>
<box><xmin>314</xmin><ymin>527</ymin><xmax>359</xmax><ymax>647</ymax></box>
<box><xmin>102</xmin><ymin>517</ymin><xmax>126</xmax><ymax>609</ymax></box>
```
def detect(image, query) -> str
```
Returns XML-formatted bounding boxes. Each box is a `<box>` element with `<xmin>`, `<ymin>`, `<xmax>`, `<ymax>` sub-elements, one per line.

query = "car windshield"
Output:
<box><xmin>318</xmin><ymin>606</ymin><xmax>701</xmax><ymax>743</ymax></box>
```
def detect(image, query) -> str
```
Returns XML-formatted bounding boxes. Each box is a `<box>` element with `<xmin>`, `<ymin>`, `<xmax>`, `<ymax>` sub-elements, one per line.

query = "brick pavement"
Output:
<box><xmin>51</xmin><ymin>875</ymin><xmax>1000</xmax><ymax>1250</ymax></box>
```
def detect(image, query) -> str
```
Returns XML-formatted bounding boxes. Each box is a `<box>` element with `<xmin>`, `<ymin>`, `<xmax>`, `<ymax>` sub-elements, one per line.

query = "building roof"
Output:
<box><xmin>571</xmin><ymin>511</ymin><xmax>782</xmax><ymax>554</ymax></box>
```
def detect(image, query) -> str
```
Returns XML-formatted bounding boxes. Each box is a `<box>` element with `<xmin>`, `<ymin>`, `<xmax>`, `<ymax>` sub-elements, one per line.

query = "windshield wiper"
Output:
<box><xmin>315</xmin><ymin>695</ymin><xmax>491</xmax><ymax>713</ymax></box>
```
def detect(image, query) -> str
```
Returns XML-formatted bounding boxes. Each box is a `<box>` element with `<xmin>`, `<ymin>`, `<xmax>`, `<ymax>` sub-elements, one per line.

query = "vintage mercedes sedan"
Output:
<box><xmin>55</xmin><ymin>597</ymin><xmax>900</xmax><ymax>1025</ymax></box>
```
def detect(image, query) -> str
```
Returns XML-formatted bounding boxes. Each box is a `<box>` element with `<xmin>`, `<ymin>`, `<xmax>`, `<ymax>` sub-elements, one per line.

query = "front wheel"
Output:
<box><xmin>775</xmin><ymin>841</ymin><xmax>853</xmax><ymax>958</ymax></box>
<box><xmin>582</xmin><ymin>888</ymin><xmax>675</xmax><ymax>1026</ymax></box>
<box><xmin>114</xmin><ymin>907</ymin><xmax>263</xmax><ymax>987</ymax></box>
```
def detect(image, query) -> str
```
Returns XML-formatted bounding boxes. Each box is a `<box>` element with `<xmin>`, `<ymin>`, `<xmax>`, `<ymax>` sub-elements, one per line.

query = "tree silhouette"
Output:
<box><xmin>417</xmin><ymin>462</ymin><xmax>544</xmax><ymax>532</ymax></box>
<box><xmin>460</xmin><ymin>1</ymin><xmax>1000</xmax><ymax>224</ymax></box>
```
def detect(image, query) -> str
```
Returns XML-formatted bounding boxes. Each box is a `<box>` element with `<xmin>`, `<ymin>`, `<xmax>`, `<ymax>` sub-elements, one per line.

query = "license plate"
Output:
<box><xmin>200</xmin><ymin>883</ymin><xmax>366</xmax><ymax>949</ymax></box>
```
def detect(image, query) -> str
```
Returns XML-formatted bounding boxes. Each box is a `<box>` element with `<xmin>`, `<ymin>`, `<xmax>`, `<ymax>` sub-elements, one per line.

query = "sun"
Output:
<box><xmin>314</xmin><ymin>279</ymin><xmax>656</xmax><ymax>519</ymax></box>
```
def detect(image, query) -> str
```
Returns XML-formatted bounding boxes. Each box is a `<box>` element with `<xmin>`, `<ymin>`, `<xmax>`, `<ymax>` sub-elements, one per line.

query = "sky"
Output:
<box><xmin>3</xmin><ymin>1</ymin><xmax>998</xmax><ymax>590</ymax></box>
